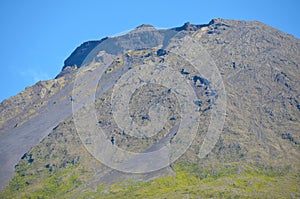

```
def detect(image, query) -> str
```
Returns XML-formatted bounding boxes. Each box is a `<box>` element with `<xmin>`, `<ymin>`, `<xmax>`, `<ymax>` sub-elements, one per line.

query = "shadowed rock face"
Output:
<box><xmin>0</xmin><ymin>18</ymin><xmax>300</xmax><ymax>197</ymax></box>
<box><xmin>61</xmin><ymin>38</ymin><xmax>108</xmax><ymax>72</ymax></box>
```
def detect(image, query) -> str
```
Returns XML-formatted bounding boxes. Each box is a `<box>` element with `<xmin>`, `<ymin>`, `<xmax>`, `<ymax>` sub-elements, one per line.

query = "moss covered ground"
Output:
<box><xmin>2</xmin><ymin>162</ymin><xmax>299</xmax><ymax>199</ymax></box>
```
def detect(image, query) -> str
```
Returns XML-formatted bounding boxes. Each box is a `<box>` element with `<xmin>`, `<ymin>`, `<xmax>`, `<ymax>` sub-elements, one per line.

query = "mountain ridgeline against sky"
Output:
<box><xmin>0</xmin><ymin>19</ymin><xmax>300</xmax><ymax>198</ymax></box>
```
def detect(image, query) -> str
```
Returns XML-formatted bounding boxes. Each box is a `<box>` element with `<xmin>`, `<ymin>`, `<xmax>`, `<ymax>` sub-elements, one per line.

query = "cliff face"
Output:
<box><xmin>1</xmin><ymin>18</ymin><xmax>300</xmax><ymax>198</ymax></box>
<box><xmin>62</xmin><ymin>39</ymin><xmax>107</xmax><ymax>71</ymax></box>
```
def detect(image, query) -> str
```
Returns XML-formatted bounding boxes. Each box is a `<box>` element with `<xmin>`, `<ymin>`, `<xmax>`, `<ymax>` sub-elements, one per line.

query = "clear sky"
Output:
<box><xmin>0</xmin><ymin>0</ymin><xmax>299</xmax><ymax>102</ymax></box>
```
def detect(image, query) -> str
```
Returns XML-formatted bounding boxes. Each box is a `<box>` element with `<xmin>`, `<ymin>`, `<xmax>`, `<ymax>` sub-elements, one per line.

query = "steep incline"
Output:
<box><xmin>0</xmin><ymin>19</ymin><xmax>299</xmax><ymax>197</ymax></box>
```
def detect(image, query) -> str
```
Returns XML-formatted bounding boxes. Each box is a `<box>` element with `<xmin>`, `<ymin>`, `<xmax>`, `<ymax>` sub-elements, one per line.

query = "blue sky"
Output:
<box><xmin>0</xmin><ymin>0</ymin><xmax>299</xmax><ymax>102</ymax></box>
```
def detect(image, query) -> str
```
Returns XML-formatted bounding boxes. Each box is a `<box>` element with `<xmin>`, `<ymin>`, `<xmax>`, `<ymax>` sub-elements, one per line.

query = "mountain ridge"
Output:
<box><xmin>1</xmin><ymin>18</ymin><xmax>300</xmax><ymax>198</ymax></box>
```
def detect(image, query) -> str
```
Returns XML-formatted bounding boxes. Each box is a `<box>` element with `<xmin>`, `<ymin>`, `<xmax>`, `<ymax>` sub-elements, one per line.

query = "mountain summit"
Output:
<box><xmin>1</xmin><ymin>18</ymin><xmax>300</xmax><ymax>198</ymax></box>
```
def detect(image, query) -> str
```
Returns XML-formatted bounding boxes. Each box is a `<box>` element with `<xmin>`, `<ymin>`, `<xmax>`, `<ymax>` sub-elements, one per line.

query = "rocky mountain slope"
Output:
<box><xmin>0</xmin><ymin>18</ymin><xmax>300</xmax><ymax>198</ymax></box>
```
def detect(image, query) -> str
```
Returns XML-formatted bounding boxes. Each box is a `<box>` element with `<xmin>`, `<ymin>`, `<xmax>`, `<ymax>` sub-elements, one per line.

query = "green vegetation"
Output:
<box><xmin>1</xmin><ymin>164</ymin><xmax>83</xmax><ymax>199</ymax></box>
<box><xmin>79</xmin><ymin>164</ymin><xmax>299</xmax><ymax>199</ymax></box>
<box><xmin>2</xmin><ymin>163</ymin><xmax>299</xmax><ymax>199</ymax></box>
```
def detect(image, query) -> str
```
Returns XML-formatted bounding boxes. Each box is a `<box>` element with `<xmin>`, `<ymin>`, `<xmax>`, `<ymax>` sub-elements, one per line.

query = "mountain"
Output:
<box><xmin>1</xmin><ymin>18</ymin><xmax>300</xmax><ymax>198</ymax></box>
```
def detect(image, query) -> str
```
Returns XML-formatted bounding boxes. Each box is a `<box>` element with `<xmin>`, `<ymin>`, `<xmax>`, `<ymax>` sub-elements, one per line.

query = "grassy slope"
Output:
<box><xmin>2</xmin><ymin>162</ymin><xmax>299</xmax><ymax>199</ymax></box>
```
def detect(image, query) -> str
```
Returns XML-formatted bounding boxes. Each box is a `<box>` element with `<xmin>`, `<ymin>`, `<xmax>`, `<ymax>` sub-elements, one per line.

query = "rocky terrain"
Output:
<box><xmin>0</xmin><ymin>18</ymin><xmax>300</xmax><ymax>198</ymax></box>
